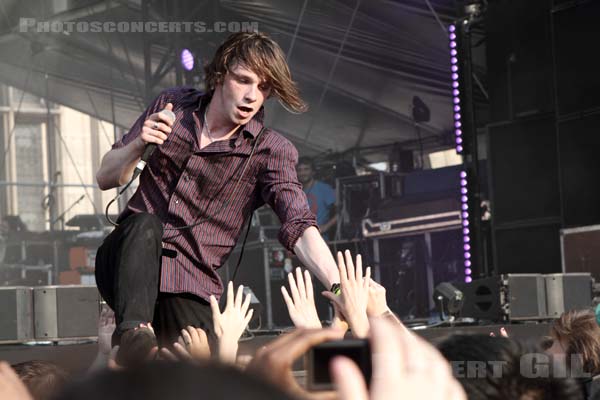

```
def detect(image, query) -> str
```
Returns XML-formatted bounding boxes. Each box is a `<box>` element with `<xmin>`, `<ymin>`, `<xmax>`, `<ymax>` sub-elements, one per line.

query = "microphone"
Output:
<box><xmin>132</xmin><ymin>108</ymin><xmax>176</xmax><ymax>180</ymax></box>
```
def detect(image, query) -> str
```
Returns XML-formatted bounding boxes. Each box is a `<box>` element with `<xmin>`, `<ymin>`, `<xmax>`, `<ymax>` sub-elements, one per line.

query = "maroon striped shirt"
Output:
<box><xmin>112</xmin><ymin>87</ymin><xmax>317</xmax><ymax>300</ymax></box>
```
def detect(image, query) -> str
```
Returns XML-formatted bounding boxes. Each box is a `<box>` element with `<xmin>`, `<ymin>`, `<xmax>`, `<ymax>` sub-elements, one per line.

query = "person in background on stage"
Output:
<box><xmin>296</xmin><ymin>157</ymin><xmax>337</xmax><ymax>240</ymax></box>
<box><xmin>93</xmin><ymin>31</ymin><xmax>341</xmax><ymax>362</ymax></box>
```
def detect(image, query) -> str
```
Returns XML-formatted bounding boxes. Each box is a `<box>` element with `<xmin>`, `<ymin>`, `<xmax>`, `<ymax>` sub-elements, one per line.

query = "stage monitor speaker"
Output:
<box><xmin>545</xmin><ymin>273</ymin><xmax>593</xmax><ymax>318</ymax></box>
<box><xmin>456</xmin><ymin>274</ymin><xmax>548</xmax><ymax>322</ymax></box>
<box><xmin>494</xmin><ymin>223</ymin><xmax>561</xmax><ymax>275</ymax></box>
<box><xmin>557</xmin><ymin>113</ymin><xmax>600</xmax><ymax>227</ymax></box>
<box><xmin>0</xmin><ymin>286</ymin><xmax>33</xmax><ymax>343</ymax></box>
<box><xmin>488</xmin><ymin>115</ymin><xmax>560</xmax><ymax>225</ymax></box>
<box><xmin>552</xmin><ymin>1</ymin><xmax>600</xmax><ymax>116</ymax></box>
<box><xmin>485</xmin><ymin>0</ymin><xmax>554</xmax><ymax>121</ymax></box>
<box><xmin>33</xmin><ymin>285</ymin><xmax>100</xmax><ymax>340</ymax></box>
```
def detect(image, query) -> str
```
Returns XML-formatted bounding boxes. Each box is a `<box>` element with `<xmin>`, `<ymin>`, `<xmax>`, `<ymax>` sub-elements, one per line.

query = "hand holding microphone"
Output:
<box><xmin>133</xmin><ymin>103</ymin><xmax>176</xmax><ymax>179</ymax></box>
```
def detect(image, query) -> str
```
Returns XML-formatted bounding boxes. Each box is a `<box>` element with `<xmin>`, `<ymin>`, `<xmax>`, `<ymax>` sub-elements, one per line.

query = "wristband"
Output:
<box><xmin>330</xmin><ymin>283</ymin><xmax>341</xmax><ymax>296</ymax></box>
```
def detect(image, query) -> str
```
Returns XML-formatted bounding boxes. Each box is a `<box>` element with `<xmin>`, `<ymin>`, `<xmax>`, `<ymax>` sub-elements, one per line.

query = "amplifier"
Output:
<box><xmin>545</xmin><ymin>273</ymin><xmax>592</xmax><ymax>317</ymax></box>
<box><xmin>33</xmin><ymin>285</ymin><xmax>100</xmax><ymax>340</ymax></box>
<box><xmin>0</xmin><ymin>286</ymin><xmax>33</xmax><ymax>343</ymax></box>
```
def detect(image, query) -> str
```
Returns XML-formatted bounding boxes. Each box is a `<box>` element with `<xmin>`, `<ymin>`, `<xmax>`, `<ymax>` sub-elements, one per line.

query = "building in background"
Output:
<box><xmin>0</xmin><ymin>84</ymin><xmax>119</xmax><ymax>232</ymax></box>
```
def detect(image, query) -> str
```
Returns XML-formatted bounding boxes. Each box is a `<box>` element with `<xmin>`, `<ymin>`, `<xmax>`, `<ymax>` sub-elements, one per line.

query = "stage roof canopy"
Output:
<box><xmin>0</xmin><ymin>0</ymin><xmax>458</xmax><ymax>158</ymax></box>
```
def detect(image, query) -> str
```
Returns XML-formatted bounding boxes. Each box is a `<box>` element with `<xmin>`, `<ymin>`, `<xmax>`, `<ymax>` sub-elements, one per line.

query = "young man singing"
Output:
<box><xmin>94</xmin><ymin>32</ymin><xmax>340</xmax><ymax>348</ymax></box>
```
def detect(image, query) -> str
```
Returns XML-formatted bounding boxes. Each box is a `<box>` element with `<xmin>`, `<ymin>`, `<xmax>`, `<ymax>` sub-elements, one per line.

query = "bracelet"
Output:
<box><xmin>330</xmin><ymin>283</ymin><xmax>341</xmax><ymax>296</ymax></box>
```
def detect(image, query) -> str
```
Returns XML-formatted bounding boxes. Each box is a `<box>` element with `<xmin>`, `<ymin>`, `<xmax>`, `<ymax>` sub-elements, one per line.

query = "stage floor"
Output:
<box><xmin>0</xmin><ymin>322</ymin><xmax>553</xmax><ymax>376</ymax></box>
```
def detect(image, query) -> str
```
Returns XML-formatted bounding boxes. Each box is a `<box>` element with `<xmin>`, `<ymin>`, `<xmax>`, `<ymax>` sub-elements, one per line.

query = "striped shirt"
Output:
<box><xmin>113</xmin><ymin>87</ymin><xmax>317</xmax><ymax>300</ymax></box>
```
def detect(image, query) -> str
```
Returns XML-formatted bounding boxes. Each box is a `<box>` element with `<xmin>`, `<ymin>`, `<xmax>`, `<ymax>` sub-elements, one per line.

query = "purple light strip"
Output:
<box><xmin>460</xmin><ymin>169</ymin><xmax>471</xmax><ymax>282</ymax></box>
<box><xmin>449</xmin><ymin>24</ymin><xmax>462</xmax><ymax>155</ymax></box>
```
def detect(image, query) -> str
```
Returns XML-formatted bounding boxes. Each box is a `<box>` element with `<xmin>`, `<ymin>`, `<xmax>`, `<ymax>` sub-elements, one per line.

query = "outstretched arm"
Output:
<box><xmin>294</xmin><ymin>226</ymin><xmax>339</xmax><ymax>288</ymax></box>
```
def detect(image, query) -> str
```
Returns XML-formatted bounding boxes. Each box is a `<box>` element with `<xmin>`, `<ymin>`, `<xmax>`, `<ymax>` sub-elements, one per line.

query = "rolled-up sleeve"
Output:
<box><xmin>259</xmin><ymin>138</ymin><xmax>318</xmax><ymax>252</ymax></box>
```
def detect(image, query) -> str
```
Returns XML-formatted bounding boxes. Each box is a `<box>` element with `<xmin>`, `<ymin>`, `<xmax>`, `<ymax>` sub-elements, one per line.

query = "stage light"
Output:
<box><xmin>433</xmin><ymin>282</ymin><xmax>464</xmax><ymax>318</ymax></box>
<box><xmin>460</xmin><ymin>169</ymin><xmax>472</xmax><ymax>281</ymax></box>
<box><xmin>180</xmin><ymin>49</ymin><xmax>194</xmax><ymax>71</ymax></box>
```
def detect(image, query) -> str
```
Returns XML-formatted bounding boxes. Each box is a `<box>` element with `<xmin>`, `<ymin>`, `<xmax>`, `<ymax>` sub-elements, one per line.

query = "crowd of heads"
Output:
<box><xmin>1</xmin><ymin>250</ymin><xmax>599</xmax><ymax>400</ymax></box>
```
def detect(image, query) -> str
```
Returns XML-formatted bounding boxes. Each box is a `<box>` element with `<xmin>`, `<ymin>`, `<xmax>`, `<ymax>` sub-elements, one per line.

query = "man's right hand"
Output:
<box><xmin>138</xmin><ymin>102</ymin><xmax>174</xmax><ymax>148</ymax></box>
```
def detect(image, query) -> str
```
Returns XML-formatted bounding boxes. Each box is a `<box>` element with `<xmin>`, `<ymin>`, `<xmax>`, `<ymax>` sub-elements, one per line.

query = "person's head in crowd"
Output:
<box><xmin>438</xmin><ymin>334</ymin><xmax>583</xmax><ymax>400</ymax></box>
<box><xmin>548</xmin><ymin>309</ymin><xmax>600</xmax><ymax>376</ymax></box>
<box><xmin>56</xmin><ymin>361</ymin><xmax>293</xmax><ymax>400</ymax></box>
<box><xmin>296</xmin><ymin>156</ymin><xmax>315</xmax><ymax>186</ymax></box>
<box><xmin>11</xmin><ymin>360</ymin><xmax>68</xmax><ymax>400</ymax></box>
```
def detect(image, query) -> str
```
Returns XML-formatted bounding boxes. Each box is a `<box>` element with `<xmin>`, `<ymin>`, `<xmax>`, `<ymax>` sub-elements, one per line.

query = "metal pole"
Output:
<box><xmin>459</xmin><ymin>18</ymin><xmax>485</xmax><ymax>277</ymax></box>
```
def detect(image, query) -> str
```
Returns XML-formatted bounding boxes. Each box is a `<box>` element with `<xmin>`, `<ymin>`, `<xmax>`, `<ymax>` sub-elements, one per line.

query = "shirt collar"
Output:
<box><xmin>196</xmin><ymin>92</ymin><xmax>265</xmax><ymax>140</ymax></box>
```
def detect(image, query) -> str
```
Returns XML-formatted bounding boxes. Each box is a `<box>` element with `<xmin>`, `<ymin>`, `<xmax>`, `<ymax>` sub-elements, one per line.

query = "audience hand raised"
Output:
<box><xmin>322</xmin><ymin>250</ymin><xmax>370</xmax><ymax>338</ymax></box>
<box><xmin>210</xmin><ymin>281</ymin><xmax>253</xmax><ymax>363</ymax></box>
<box><xmin>98</xmin><ymin>306</ymin><xmax>116</xmax><ymax>356</ymax></box>
<box><xmin>281</xmin><ymin>268</ymin><xmax>323</xmax><ymax>329</ymax></box>
<box><xmin>160</xmin><ymin>326</ymin><xmax>211</xmax><ymax>363</ymax></box>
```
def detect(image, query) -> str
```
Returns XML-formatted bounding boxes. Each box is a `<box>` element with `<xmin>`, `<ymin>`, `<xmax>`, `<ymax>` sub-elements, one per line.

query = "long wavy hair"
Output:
<box><xmin>204</xmin><ymin>32</ymin><xmax>307</xmax><ymax>114</ymax></box>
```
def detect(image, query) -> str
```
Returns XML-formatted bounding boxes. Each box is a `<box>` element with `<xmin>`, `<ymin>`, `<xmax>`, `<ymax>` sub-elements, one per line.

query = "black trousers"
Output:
<box><xmin>95</xmin><ymin>213</ymin><xmax>214</xmax><ymax>346</ymax></box>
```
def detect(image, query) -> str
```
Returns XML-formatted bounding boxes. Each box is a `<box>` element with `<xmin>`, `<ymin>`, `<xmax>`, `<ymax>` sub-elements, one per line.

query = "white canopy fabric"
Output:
<box><xmin>0</xmin><ymin>0</ymin><xmax>457</xmax><ymax>158</ymax></box>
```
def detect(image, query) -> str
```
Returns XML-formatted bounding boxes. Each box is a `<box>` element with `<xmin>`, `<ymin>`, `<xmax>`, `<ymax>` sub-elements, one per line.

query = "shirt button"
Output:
<box><xmin>175</xmin><ymin>199</ymin><xmax>180</xmax><ymax>204</ymax></box>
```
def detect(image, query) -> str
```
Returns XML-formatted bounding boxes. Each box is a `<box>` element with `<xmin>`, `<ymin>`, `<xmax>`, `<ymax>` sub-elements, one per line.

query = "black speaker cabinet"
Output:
<box><xmin>552</xmin><ymin>1</ymin><xmax>600</xmax><ymax>116</ymax></box>
<box><xmin>456</xmin><ymin>274</ymin><xmax>548</xmax><ymax>322</ymax></box>
<box><xmin>557</xmin><ymin>113</ymin><xmax>600</xmax><ymax>228</ymax></box>
<box><xmin>487</xmin><ymin>115</ymin><xmax>560</xmax><ymax>225</ymax></box>
<box><xmin>486</xmin><ymin>0</ymin><xmax>554</xmax><ymax>121</ymax></box>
